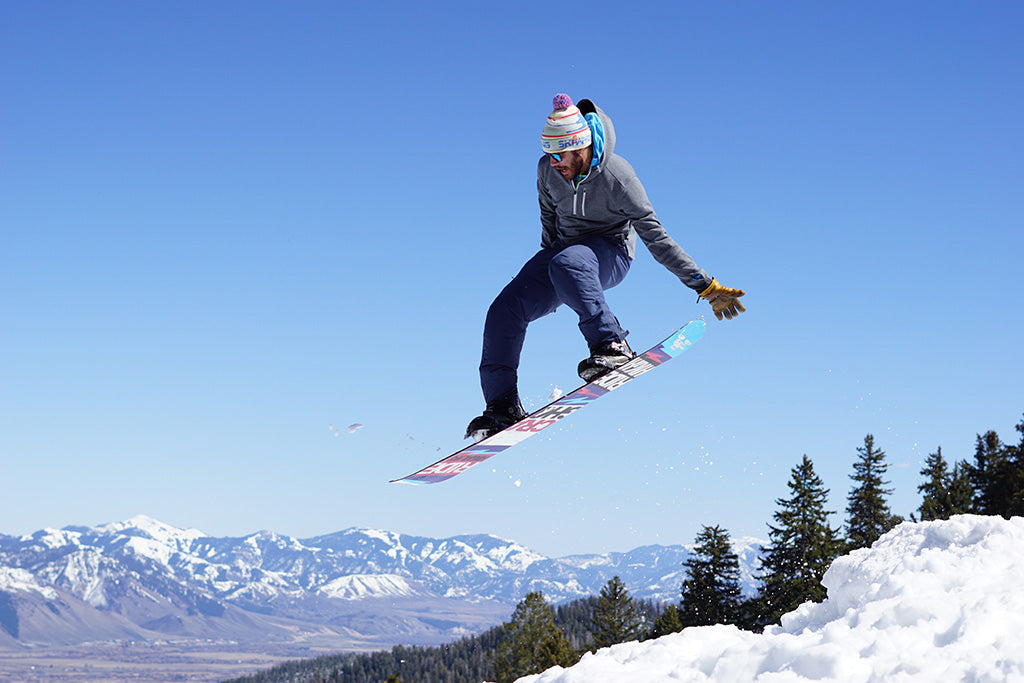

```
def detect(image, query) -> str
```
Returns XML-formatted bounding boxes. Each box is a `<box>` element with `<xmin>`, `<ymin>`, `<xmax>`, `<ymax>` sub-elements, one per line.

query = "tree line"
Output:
<box><xmin>225</xmin><ymin>414</ymin><xmax>1023</xmax><ymax>683</ymax></box>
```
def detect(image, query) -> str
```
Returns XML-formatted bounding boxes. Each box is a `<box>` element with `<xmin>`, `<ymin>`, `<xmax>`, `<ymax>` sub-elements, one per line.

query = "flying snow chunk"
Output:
<box><xmin>548</xmin><ymin>386</ymin><xmax>563</xmax><ymax>401</ymax></box>
<box><xmin>347</xmin><ymin>423</ymin><xmax>364</xmax><ymax>434</ymax></box>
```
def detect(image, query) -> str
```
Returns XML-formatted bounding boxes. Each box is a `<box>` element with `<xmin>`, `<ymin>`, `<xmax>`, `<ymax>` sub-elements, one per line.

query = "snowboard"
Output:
<box><xmin>391</xmin><ymin>319</ymin><xmax>706</xmax><ymax>485</ymax></box>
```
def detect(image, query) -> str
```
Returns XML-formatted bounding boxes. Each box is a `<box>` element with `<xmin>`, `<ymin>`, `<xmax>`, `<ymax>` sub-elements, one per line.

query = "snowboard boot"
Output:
<box><xmin>465</xmin><ymin>392</ymin><xmax>527</xmax><ymax>441</ymax></box>
<box><xmin>577</xmin><ymin>338</ymin><xmax>636</xmax><ymax>382</ymax></box>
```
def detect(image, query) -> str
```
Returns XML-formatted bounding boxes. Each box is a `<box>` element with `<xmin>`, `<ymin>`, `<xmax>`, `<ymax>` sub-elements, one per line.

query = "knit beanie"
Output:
<box><xmin>541</xmin><ymin>93</ymin><xmax>592</xmax><ymax>154</ymax></box>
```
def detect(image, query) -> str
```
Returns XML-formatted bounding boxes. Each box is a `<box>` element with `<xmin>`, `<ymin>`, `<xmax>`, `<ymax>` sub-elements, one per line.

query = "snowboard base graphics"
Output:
<box><xmin>391</xmin><ymin>319</ymin><xmax>706</xmax><ymax>484</ymax></box>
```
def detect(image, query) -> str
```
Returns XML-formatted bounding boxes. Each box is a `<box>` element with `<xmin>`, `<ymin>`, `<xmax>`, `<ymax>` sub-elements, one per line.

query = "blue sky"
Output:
<box><xmin>2</xmin><ymin>2</ymin><xmax>1021</xmax><ymax>557</ymax></box>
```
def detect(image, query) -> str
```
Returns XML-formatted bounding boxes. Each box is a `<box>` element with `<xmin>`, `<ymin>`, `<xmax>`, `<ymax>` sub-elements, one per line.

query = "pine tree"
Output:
<box><xmin>917</xmin><ymin>446</ymin><xmax>975</xmax><ymax>520</ymax></box>
<box><xmin>589</xmin><ymin>576</ymin><xmax>644</xmax><ymax>650</ymax></box>
<box><xmin>493</xmin><ymin>592</ymin><xmax>576</xmax><ymax>683</ymax></box>
<box><xmin>679</xmin><ymin>525</ymin><xmax>743</xmax><ymax>627</ymax></box>
<box><xmin>648</xmin><ymin>603</ymin><xmax>683</xmax><ymax>639</ymax></box>
<box><xmin>1008</xmin><ymin>416</ymin><xmax>1024</xmax><ymax>517</ymax></box>
<box><xmin>756</xmin><ymin>455</ymin><xmax>842</xmax><ymax>626</ymax></box>
<box><xmin>966</xmin><ymin>429</ymin><xmax>1017</xmax><ymax>517</ymax></box>
<box><xmin>947</xmin><ymin>460</ymin><xmax>976</xmax><ymax>515</ymax></box>
<box><xmin>917</xmin><ymin>447</ymin><xmax>951</xmax><ymax>521</ymax></box>
<box><xmin>845</xmin><ymin>434</ymin><xmax>901</xmax><ymax>550</ymax></box>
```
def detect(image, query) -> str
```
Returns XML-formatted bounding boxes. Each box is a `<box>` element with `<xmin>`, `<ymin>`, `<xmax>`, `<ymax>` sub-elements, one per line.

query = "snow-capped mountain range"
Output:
<box><xmin>0</xmin><ymin>515</ymin><xmax>763</xmax><ymax>650</ymax></box>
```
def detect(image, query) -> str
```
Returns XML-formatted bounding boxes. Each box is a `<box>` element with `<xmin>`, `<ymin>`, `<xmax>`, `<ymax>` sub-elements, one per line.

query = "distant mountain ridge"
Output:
<box><xmin>0</xmin><ymin>515</ymin><xmax>763</xmax><ymax>650</ymax></box>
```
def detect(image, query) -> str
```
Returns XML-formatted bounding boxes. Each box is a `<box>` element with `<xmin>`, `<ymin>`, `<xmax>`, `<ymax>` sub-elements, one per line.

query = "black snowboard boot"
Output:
<box><xmin>465</xmin><ymin>392</ymin><xmax>527</xmax><ymax>441</ymax></box>
<box><xmin>578</xmin><ymin>338</ymin><xmax>636</xmax><ymax>381</ymax></box>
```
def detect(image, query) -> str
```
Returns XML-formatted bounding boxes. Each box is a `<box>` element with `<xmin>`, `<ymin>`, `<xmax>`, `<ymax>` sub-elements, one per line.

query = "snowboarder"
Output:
<box><xmin>466</xmin><ymin>94</ymin><xmax>745</xmax><ymax>440</ymax></box>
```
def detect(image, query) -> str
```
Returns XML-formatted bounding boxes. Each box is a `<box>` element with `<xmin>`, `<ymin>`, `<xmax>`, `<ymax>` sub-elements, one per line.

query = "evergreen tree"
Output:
<box><xmin>917</xmin><ymin>446</ymin><xmax>951</xmax><ymax>521</ymax></box>
<box><xmin>648</xmin><ymin>603</ymin><xmax>683</xmax><ymax>639</ymax></box>
<box><xmin>1008</xmin><ymin>416</ymin><xmax>1024</xmax><ymax>517</ymax></box>
<box><xmin>589</xmin><ymin>576</ymin><xmax>644</xmax><ymax>650</ymax></box>
<box><xmin>845</xmin><ymin>434</ymin><xmax>901</xmax><ymax>550</ymax></box>
<box><xmin>223</xmin><ymin>592</ymin><xmax>660</xmax><ymax>683</ymax></box>
<box><xmin>917</xmin><ymin>446</ymin><xmax>975</xmax><ymax>520</ymax></box>
<box><xmin>966</xmin><ymin>430</ymin><xmax>1013</xmax><ymax>516</ymax></box>
<box><xmin>736</xmin><ymin>595</ymin><xmax>763</xmax><ymax>632</ymax></box>
<box><xmin>965</xmin><ymin>425</ymin><xmax>1024</xmax><ymax>518</ymax></box>
<box><xmin>756</xmin><ymin>455</ymin><xmax>842</xmax><ymax>626</ymax></box>
<box><xmin>493</xmin><ymin>591</ymin><xmax>576</xmax><ymax>683</ymax></box>
<box><xmin>947</xmin><ymin>460</ymin><xmax>977</xmax><ymax>515</ymax></box>
<box><xmin>553</xmin><ymin>596</ymin><xmax>600</xmax><ymax>651</ymax></box>
<box><xmin>679</xmin><ymin>525</ymin><xmax>743</xmax><ymax>627</ymax></box>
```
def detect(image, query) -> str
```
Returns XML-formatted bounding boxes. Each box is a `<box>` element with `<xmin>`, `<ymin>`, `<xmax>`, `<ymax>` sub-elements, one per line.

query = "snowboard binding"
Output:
<box><xmin>465</xmin><ymin>393</ymin><xmax>527</xmax><ymax>441</ymax></box>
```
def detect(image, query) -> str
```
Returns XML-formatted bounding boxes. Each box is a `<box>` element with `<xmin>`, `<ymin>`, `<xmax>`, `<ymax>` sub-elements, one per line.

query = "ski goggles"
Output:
<box><xmin>545</xmin><ymin>152</ymin><xmax>563</xmax><ymax>162</ymax></box>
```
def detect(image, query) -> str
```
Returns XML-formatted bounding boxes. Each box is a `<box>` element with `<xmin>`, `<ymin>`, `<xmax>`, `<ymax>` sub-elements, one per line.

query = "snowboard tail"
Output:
<box><xmin>391</xmin><ymin>319</ymin><xmax>706</xmax><ymax>484</ymax></box>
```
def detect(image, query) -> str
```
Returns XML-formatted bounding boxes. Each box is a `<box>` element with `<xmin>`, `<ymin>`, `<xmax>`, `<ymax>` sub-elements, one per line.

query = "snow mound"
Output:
<box><xmin>521</xmin><ymin>515</ymin><xmax>1024</xmax><ymax>683</ymax></box>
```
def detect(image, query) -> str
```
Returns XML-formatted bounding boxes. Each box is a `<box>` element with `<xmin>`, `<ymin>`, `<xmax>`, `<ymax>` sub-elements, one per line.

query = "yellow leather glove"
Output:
<box><xmin>699</xmin><ymin>278</ymin><xmax>746</xmax><ymax>320</ymax></box>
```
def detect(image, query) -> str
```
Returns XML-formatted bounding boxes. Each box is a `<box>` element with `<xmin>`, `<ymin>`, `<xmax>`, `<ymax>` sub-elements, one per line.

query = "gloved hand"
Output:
<box><xmin>699</xmin><ymin>278</ymin><xmax>746</xmax><ymax>320</ymax></box>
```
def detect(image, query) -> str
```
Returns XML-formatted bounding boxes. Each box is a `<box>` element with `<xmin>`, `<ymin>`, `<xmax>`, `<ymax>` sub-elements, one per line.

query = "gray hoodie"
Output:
<box><xmin>537</xmin><ymin>99</ymin><xmax>711</xmax><ymax>293</ymax></box>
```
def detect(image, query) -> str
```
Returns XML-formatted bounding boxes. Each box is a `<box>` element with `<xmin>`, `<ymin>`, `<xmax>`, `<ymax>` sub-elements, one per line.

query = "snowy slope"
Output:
<box><xmin>520</xmin><ymin>515</ymin><xmax>1024</xmax><ymax>683</ymax></box>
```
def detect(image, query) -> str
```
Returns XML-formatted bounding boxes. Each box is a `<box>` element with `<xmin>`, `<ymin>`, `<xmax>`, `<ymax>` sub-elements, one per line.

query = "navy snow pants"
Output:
<box><xmin>479</xmin><ymin>235</ymin><xmax>631</xmax><ymax>403</ymax></box>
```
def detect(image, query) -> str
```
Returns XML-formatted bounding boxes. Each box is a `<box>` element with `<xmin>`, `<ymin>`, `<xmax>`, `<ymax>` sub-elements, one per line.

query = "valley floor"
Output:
<box><xmin>0</xmin><ymin>640</ymin><xmax>369</xmax><ymax>683</ymax></box>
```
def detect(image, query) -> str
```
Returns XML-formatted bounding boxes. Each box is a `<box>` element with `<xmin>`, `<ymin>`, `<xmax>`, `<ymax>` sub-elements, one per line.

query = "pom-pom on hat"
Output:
<box><xmin>541</xmin><ymin>93</ymin><xmax>592</xmax><ymax>154</ymax></box>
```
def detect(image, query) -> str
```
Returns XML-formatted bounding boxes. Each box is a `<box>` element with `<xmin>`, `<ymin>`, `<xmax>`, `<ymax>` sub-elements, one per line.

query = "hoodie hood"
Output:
<box><xmin>575</xmin><ymin>98</ymin><xmax>616</xmax><ymax>163</ymax></box>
